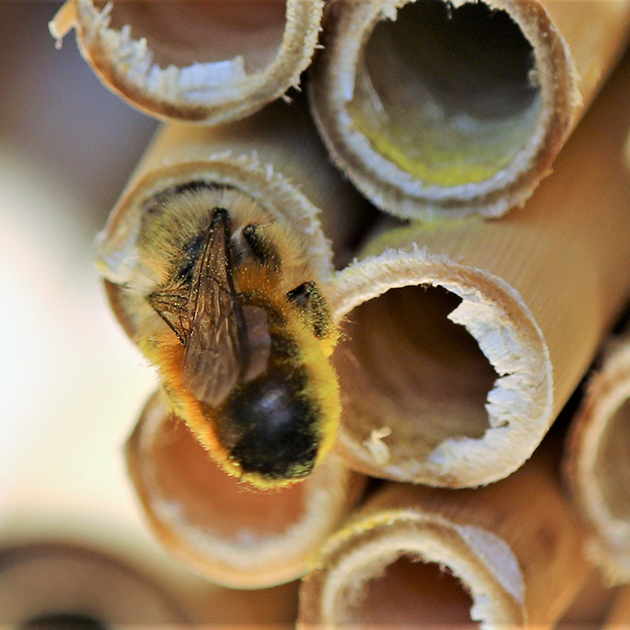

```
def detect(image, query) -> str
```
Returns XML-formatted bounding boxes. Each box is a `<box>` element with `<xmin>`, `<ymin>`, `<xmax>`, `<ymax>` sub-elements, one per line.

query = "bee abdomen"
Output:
<box><xmin>218</xmin><ymin>367</ymin><xmax>320</xmax><ymax>481</ymax></box>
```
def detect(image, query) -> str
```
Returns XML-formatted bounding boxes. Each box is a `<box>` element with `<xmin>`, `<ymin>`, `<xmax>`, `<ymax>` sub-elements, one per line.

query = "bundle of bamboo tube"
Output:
<box><xmin>34</xmin><ymin>1</ymin><xmax>630</xmax><ymax>626</ymax></box>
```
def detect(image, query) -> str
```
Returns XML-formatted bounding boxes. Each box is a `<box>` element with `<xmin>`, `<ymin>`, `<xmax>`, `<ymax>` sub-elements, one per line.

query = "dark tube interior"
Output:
<box><xmin>349</xmin><ymin>0</ymin><xmax>541</xmax><ymax>187</ymax></box>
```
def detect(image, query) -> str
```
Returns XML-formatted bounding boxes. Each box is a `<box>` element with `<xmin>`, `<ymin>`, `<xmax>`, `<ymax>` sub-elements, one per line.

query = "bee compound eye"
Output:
<box><xmin>0</xmin><ymin>543</ymin><xmax>187</xmax><ymax>628</ymax></box>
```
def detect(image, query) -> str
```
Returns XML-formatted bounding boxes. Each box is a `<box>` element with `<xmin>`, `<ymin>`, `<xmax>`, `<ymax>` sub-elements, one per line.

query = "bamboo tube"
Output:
<box><xmin>310</xmin><ymin>0</ymin><xmax>630</xmax><ymax>220</ymax></box>
<box><xmin>96</xmin><ymin>96</ymin><xmax>371</xmax><ymax>295</ymax></box>
<box><xmin>126</xmin><ymin>391</ymin><xmax>365</xmax><ymax>588</ymax></box>
<box><xmin>298</xmin><ymin>453</ymin><xmax>588</xmax><ymax>628</ymax></box>
<box><xmin>49</xmin><ymin>0</ymin><xmax>324</xmax><ymax>125</ymax></box>
<box><xmin>0</xmin><ymin>542</ymin><xmax>190</xmax><ymax>627</ymax></box>
<box><xmin>326</xmin><ymin>52</ymin><xmax>630</xmax><ymax>487</ymax></box>
<box><xmin>564</xmin><ymin>336</ymin><xmax>630</xmax><ymax>586</ymax></box>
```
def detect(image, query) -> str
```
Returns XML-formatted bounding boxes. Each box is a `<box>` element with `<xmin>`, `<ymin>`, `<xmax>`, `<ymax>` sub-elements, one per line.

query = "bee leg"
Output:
<box><xmin>242</xmin><ymin>224</ymin><xmax>283</xmax><ymax>271</ymax></box>
<box><xmin>231</xmin><ymin>223</ymin><xmax>283</xmax><ymax>273</ymax></box>
<box><xmin>286</xmin><ymin>282</ymin><xmax>333</xmax><ymax>340</ymax></box>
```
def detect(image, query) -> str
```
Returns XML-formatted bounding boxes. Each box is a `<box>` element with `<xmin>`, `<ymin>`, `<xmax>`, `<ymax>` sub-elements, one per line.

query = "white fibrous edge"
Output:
<box><xmin>330</xmin><ymin>247</ymin><xmax>554</xmax><ymax>487</ymax></box>
<box><xmin>129</xmin><ymin>394</ymin><xmax>357</xmax><ymax>588</ymax></box>
<box><xmin>310</xmin><ymin>0</ymin><xmax>578</xmax><ymax>219</ymax></box>
<box><xmin>308</xmin><ymin>510</ymin><xmax>526</xmax><ymax>628</ymax></box>
<box><xmin>50</xmin><ymin>0</ymin><xmax>324</xmax><ymax>122</ymax></box>
<box><xmin>569</xmin><ymin>341</ymin><xmax>630</xmax><ymax>585</ymax></box>
<box><xmin>95</xmin><ymin>153</ymin><xmax>335</xmax><ymax>284</ymax></box>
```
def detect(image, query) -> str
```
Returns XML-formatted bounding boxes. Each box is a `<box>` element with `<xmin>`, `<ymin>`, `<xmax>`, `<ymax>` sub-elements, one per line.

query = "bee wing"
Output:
<box><xmin>180</xmin><ymin>209</ymin><xmax>249</xmax><ymax>409</ymax></box>
<box><xmin>147</xmin><ymin>287</ymin><xmax>191</xmax><ymax>343</ymax></box>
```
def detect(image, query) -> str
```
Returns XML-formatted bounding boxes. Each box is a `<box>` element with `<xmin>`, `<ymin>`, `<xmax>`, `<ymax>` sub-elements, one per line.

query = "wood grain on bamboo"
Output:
<box><xmin>298</xmin><ymin>455</ymin><xmax>587</xmax><ymax>628</ymax></box>
<box><xmin>310</xmin><ymin>0</ymin><xmax>630</xmax><ymax>219</ymax></box>
<box><xmin>565</xmin><ymin>336</ymin><xmax>630</xmax><ymax>585</ymax></box>
<box><xmin>49</xmin><ymin>0</ymin><xmax>324</xmax><ymax>124</ymax></box>
<box><xmin>328</xmin><ymin>53</ymin><xmax>630</xmax><ymax>487</ymax></box>
<box><xmin>127</xmin><ymin>392</ymin><xmax>364</xmax><ymax>588</ymax></box>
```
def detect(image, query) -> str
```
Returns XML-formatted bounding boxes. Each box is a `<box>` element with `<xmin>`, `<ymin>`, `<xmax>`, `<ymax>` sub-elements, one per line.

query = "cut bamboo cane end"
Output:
<box><xmin>299</xmin><ymin>459</ymin><xmax>588</xmax><ymax>628</ymax></box>
<box><xmin>328</xmin><ymin>246</ymin><xmax>553</xmax><ymax>487</ymax></box>
<box><xmin>565</xmin><ymin>339</ymin><xmax>630</xmax><ymax>585</ymax></box>
<box><xmin>310</xmin><ymin>0</ymin><xmax>580</xmax><ymax>219</ymax></box>
<box><xmin>126</xmin><ymin>392</ymin><xmax>365</xmax><ymax>589</ymax></box>
<box><xmin>50</xmin><ymin>0</ymin><xmax>324</xmax><ymax>124</ymax></box>
<box><xmin>96</xmin><ymin>156</ymin><xmax>335</xmax><ymax>341</ymax></box>
<box><xmin>298</xmin><ymin>487</ymin><xmax>526</xmax><ymax>628</ymax></box>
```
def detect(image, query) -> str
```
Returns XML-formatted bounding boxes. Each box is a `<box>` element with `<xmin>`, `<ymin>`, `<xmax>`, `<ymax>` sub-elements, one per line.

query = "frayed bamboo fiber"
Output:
<box><xmin>310</xmin><ymin>0</ymin><xmax>630</xmax><ymax>220</ymax></box>
<box><xmin>565</xmin><ymin>335</ymin><xmax>630</xmax><ymax>586</ymax></box>
<box><xmin>298</xmin><ymin>453</ymin><xmax>587</xmax><ymax>629</ymax></box>
<box><xmin>326</xmin><ymin>52</ymin><xmax>630</xmax><ymax>487</ymax></box>
<box><xmin>49</xmin><ymin>0</ymin><xmax>324</xmax><ymax>125</ymax></box>
<box><xmin>126</xmin><ymin>391</ymin><xmax>365</xmax><ymax>588</ymax></box>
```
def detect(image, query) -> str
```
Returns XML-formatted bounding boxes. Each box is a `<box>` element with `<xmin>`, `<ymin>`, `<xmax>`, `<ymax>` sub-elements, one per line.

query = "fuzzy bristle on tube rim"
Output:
<box><xmin>565</xmin><ymin>340</ymin><xmax>630</xmax><ymax>584</ymax></box>
<box><xmin>50</xmin><ymin>0</ymin><xmax>324</xmax><ymax>124</ymax></box>
<box><xmin>328</xmin><ymin>248</ymin><xmax>553</xmax><ymax>488</ymax></box>
<box><xmin>126</xmin><ymin>392</ymin><xmax>364</xmax><ymax>589</ymax></box>
<box><xmin>310</xmin><ymin>0</ymin><xmax>578</xmax><ymax>219</ymax></box>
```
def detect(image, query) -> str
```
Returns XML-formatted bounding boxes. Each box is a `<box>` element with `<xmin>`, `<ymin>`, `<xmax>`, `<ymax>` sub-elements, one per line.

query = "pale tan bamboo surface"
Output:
<box><xmin>558</xmin><ymin>568</ymin><xmax>623</xmax><ymax>629</ymax></box>
<box><xmin>298</xmin><ymin>453</ymin><xmax>588</xmax><ymax>629</ymax></box>
<box><xmin>126</xmin><ymin>391</ymin><xmax>366</xmax><ymax>589</ymax></box>
<box><xmin>326</xmin><ymin>52</ymin><xmax>630</xmax><ymax>488</ymax></box>
<box><xmin>49</xmin><ymin>0</ymin><xmax>324</xmax><ymax>125</ymax></box>
<box><xmin>605</xmin><ymin>585</ymin><xmax>630</xmax><ymax>629</ymax></box>
<box><xmin>310</xmin><ymin>0</ymin><xmax>630</xmax><ymax>220</ymax></box>
<box><xmin>565</xmin><ymin>335</ymin><xmax>630</xmax><ymax>586</ymax></box>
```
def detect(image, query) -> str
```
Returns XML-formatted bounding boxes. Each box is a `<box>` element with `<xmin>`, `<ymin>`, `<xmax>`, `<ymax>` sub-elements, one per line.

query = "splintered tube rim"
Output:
<box><xmin>301</xmin><ymin>509</ymin><xmax>526</xmax><ymax>627</ymax></box>
<box><xmin>567</xmin><ymin>342</ymin><xmax>630</xmax><ymax>582</ymax></box>
<box><xmin>328</xmin><ymin>248</ymin><xmax>553</xmax><ymax>487</ymax></box>
<box><xmin>310</xmin><ymin>0</ymin><xmax>576</xmax><ymax>218</ymax></box>
<box><xmin>54</xmin><ymin>0</ymin><xmax>325</xmax><ymax>123</ymax></box>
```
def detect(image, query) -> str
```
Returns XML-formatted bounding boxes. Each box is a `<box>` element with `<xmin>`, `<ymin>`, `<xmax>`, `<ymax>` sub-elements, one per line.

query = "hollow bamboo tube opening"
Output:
<box><xmin>338</xmin><ymin>556</ymin><xmax>475</xmax><ymax>627</ymax></box>
<box><xmin>309</xmin><ymin>0</ymin><xmax>596</xmax><ymax>218</ymax></box>
<box><xmin>349</xmin><ymin>0</ymin><xmax>541</xmax><ymax>188</ymax></box>
<box><xmin>565</xmin><ymin>340</ymin><xmax>630</xmax><ymax>583</ymax></box>
<box><xmin>328</xmin><ymin>248</ymin><xmax>551</xmax><ymax>487</ymax></box>
<box><xmin>298</xmin><ymin>456</ymin><xmax>588</xmax><ymax>628</ymax></box>
<box><xmin>50</xmin><ymin>0</ymin><xmax>324</xmax><ymax>123</ymax></box>
<box><xmin>99</xmin><ymin>1</ymin><xmax>287</xmax><ymax>75</ymax></box>
<box><xmin>596</xmin><ymin>398</ymin><xmax>630</xmax><ymax>524</ymax></box>
<box><xmin>335</xmin><ymin>285</ymin><xmax>498</xmax><ymax>463</ymax></box>
<box><xmin>127</xmin><ymin>393</ymin><xmax>364</xmax><ymax>588</ymax></box>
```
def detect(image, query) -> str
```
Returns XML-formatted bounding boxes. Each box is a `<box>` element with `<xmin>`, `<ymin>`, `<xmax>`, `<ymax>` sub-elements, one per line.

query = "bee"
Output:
<box><xmin>102</xmin><ymin>181</ymin><xmax>341</xmax><ymax>489</ymax></box>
